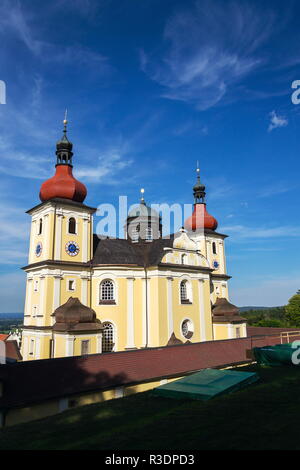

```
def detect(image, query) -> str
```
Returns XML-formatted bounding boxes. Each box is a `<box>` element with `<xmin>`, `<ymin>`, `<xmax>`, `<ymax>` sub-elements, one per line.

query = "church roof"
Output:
<box><xmin>212</xmin><ymin>298</ymin><xmax>246</xmax><ymax>324</ymax></box>
<box><xmin>92</xmin><ymin>233</ymin><xmax>218</xmax><ymax>271</ymax></box>
<box><xmin>3</xmin><ymin>340</ymin><xmax>22</xmax><ymax>362</ymax></box>
<box><xmin>92</xmin><ymin>238</ymin><xmax>144</xmax><ymax>266</ymax></box>
<box><xmin>53</xmin><ymin>297</ymin><xmax>103</xmax><ymax>332</ymax></box>
<box><xmin>92</xmin><ymin>236</ymin><xmax>175</xmax><ymax>267</ymax></box>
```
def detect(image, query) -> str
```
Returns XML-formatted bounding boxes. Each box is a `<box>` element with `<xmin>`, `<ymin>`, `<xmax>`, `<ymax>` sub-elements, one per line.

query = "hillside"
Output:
<box><xmin>1</xmin><ymin>364</ymin><xmax>300</xmax><ymax>450</ymax></box>
<box><xmin>239</xmin><ymin>306</ymin><xmax>279</xmax><ymax>311</ymax></box>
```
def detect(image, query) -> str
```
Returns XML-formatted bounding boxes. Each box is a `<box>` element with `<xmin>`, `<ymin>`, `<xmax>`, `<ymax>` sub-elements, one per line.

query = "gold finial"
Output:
<box><xmin>196</xmin><ymin>160</ymin><xmax>200</xmax><ymax>173</ymax></box>
<box><xmin>63</xmin><ymin>109</ymin><xmax>68</xmax><ymax>126</ymax></box>
<box><xmin>140</xmin><ymin>188</ymin><xmax>145</xmax><ymax>203</ymax></box>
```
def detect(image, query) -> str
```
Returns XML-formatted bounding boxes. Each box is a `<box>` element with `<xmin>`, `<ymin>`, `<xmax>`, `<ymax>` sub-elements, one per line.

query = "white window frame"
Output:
<box><xmin>179</xmin><ymin>279</ymin><xmax>193</xmax><ymax>304</ymax></box>
<box><xmin>29</xmin><ymin>338</ymin><xmax>35</xmax><ymax>355</ymax></box>
<box><xmin>180</xmin><ymin>318</ymin><xmax>194</xmax><ymax>340</ymax></box>
<box><xmin>102</xmin><ymin>321</ymin><xmax>116</xmax><ymax>352</ymax></box>
<box><xmin>131</xmin><ymin>229</ymin><xmax>139</xmax><ymax>242</ymax></box>
<box><xmin>67</xmin><ymin>216</ymin><xmax>78</xmax><ymax>235</ymax></box>
<box><xmin>180</xmin><ymin>280</ymin><xmax>188</xmax><ymax>302</ymax></box>
<box><xmin>67</xmin><ymin>279</ymin><xmax>76</xmax><ymax>292</ymax></box>
<box><xmin>99</xmin><ymin>279</ymin><xmax>116</xmax><ymax>304</ymax></box>
<box><xmin>37</xmin><ymin>218</ymin><xmax>43</xmax><ymax>236</ymax></box>
<box><xmin>81</xmin><ymin>339</ymin><xmax>90</xmax><ymax>355</ymax></box>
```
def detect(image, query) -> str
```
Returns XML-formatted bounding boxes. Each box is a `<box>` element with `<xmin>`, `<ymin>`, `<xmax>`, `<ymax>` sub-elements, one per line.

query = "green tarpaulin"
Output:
<box><xmin>152</xmin><ymin>368</ymin><xmax>259</xmax><ymax>401</ymax></box>
<box><xmin>253</xmin><ymin>343</ymin><xmax>299</xmax><ymax>366</ymax></box>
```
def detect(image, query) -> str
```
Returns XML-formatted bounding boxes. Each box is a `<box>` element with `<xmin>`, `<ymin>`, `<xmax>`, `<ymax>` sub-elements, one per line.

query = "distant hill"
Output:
<box><xmin>0</xmin><ymin>313</ymin><xmax>23</xmax><ymax>319</ymax></box>
<box><xmin>239</xmin><ymin>306</ymin><xmax>282</xmax><ymax>312</ymax></box>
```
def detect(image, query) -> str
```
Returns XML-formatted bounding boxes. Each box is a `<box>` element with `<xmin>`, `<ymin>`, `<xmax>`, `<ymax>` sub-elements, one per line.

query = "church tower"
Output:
<box><xmin>21</xmin><ymin>117</ymin><xmax>97</xmax><ymax>360</ymax></box>
<box><xmin>184</xmin><ymin>166</ymin><xmax>228</xmax><ymax>302</ymax></box>
<box><xmin>184</xmin><ymin>166</ymin><xmax>247</xmax><ymax>339</ymax></box>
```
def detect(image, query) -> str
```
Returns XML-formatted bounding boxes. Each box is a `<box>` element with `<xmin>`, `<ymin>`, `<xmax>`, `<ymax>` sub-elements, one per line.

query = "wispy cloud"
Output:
<box><xmin>257</xmin><ymin>181</ymin><xmax>296</xmax><ymax>198</ymax></box>
<box><xmin>141</xmin><ymin>0</ymin><xmax>276</xmax><ymax>109</ymax></box>
<box><xmin>0</xmin><ymin>0</ymin><xmax>110</xmax><ymax>72</ymax></box>
<box><xmin>0</xmin><ymin>202</ymin><xmax>29</xmax><ymax>267</ymax></box>
<box><xmin>231</xmin><ymin>276</ymin><xmax>300</xmax><ymax>307</ymax></box>
<box><xmin>0</xmin><ymin>107</ymin><xmax>53</xmax><ymax>180</ymax></box>
<box><xmin>268</xmin><ymin>110</ymin><xmax>288</xmax><ymax>132</ymax></box>
<box><xmin>76</xmin><ymin>146</ymin><xmax>133</xmax><ymax>183</ymax></box>
<box><xmin>0</xmin><ymin>272</ymin><xmax>26</xmax><ymax>312</ymax></box>
<box><xmin>221</xmin><ymin>224</ymin><xmax>300</xmax><ymax>239</ymax></box>
<box><xmin>172</xmin><ymin>120</ymin><xmax>208</xmax><ymax>136</ymax></box>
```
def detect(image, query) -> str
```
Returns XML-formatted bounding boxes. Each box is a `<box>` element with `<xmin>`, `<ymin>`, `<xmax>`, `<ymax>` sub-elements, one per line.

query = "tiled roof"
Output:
<box><xmin>212</xmin><ymin>298</ymin><xmax>246</xmax><ymax>323</ymax></box>
<box><xmin>92</xmin><ymin>236</ymin><xmax>174</xmax><ymax>267</ymax></box>
<box><xmin>0</xmin><ymin>334</ymin><xmax>287</xmax><ymax>410</ymax></box>
<box><xmin>0</xmin><ymin>334</ymin><xmax>9</xmax><ymax>341</ymax></box>
<box><xmin>4</xmin><ymin>340</ymin><xmax>22</xmax><ymax>362</ymax></box>
<box><xmin>92</xmin><ymin>238</ymin><xmax>145</xmax><ymax>266</ymax></box>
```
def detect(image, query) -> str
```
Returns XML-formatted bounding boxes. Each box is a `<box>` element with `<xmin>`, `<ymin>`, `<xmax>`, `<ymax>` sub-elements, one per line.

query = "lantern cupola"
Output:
<box><xmin>39</xmin><ymin>113</ymin><xmax>87</xmax><ymax>203</ymax></box>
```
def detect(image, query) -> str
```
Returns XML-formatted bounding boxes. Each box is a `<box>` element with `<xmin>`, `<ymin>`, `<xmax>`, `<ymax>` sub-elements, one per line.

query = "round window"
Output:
<box><xmin>181</xmin><ymin>319</ymin><xmax>194</xmax><ymax>339</ymax></box>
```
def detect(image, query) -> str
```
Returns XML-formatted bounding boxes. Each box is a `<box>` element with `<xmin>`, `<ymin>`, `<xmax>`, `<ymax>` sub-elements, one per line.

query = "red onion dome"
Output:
<box><xmin>39</xmin><ymin>165</ymin><xmax>87</xmax><ymax>203</ymax></box>
<box><xmin>39</xmin><ymin>116</ymin><xmax>87</xmax><ymax>203</ymax></box>
<box><xmin>185</xmin><ymin>203</ymin><xmax>218</xmax><ymax>231</ymax></box>
<box><xmin>185</xmin><ymin>165</ymin><xmax>218</xmax><ymax>231</ymax></box>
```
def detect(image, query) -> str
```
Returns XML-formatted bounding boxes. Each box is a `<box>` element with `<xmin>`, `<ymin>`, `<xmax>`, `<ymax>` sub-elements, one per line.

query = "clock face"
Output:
<box><xmin>35</xmin><ymin>242</ymin><xmax>42</xmax><ymax>257</ymax></box>
<box><xmin>65</xmin><ymin>241</ymin><xmax>80</xmax><ymax>257</ymax></box>
<box><xmin>213</xmin><ymin>260</ymin><xmax>219</xmax><ymax>269</ymax></box>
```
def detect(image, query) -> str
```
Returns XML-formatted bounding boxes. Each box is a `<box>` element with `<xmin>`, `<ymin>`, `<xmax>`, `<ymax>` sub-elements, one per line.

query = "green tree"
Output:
<box><xmin>285</xmin><ymin>291</ymin><xmax>300</xmax><ymax>327</ymax></box>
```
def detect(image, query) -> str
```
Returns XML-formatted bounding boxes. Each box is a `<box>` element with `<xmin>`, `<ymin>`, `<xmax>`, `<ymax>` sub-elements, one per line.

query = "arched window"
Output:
<box><xmin>181</xmin><ymin>254</ymin><xmax>187</xmax><ymax>264</ymax></box>
<box><xmin>100</xmin><ymin>280</ymin><xmax>115</xmax><ymax>303</ymax></box>
<box><xmin>212</xmin><ymin>242</ymin><xmax>217</xmax><ymax>254</ymax></box>
<box><xmin>180</xmin><ymin>280</ymin><xmax>188</xmax><ymax>302</ymax></box>
<box><xmin>38</xmin><ymin>218</ymin><xmax>43</xmax><ymax>235</ymax></box>
<box><xmin>68</xmin><ymin>217</ymin><xmax>76</xmax><ymax>234</ymax></box>
<box><xmin>180</xmin><ymin>280</ymin><xmax>192</xmax><ymax>303</ymax></box>
<box><xmin>102</xmin><ymin>322</ymin><xmax>115</xmax><ymax>352</ymax></box>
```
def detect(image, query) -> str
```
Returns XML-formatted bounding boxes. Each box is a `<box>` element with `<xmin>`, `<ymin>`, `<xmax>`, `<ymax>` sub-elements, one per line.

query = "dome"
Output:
<box><xmin>184</xmin><ymin>203</ymin><xmax>218</xmax><ymax>231</ymax></box>
<box><xmin>39</xmin><ymin>118</ymin><xmax>87</xmax><ymax>204</ymax></box>
<box><xmin>39</xmin><ymin>165</ymin><xmax>87</xmax><ymax>203</ymax></box>
<box><xmin>53</xmin><ymin>297</ymin><xmax>103</xmax><ymax>332</ymax></box>
<box><xmin>212</xmin><ymin>297</ymin><xmax>246</xmax><ymax>323</ymax></box>
<box><xmin>56</xmin><ymin>133</ymin><xmax>73</xmax><ymax>153</ymax></box>
<box><xmin>193</xmin><ymin>180</ymin><xmax>206</xmax><ymax>193</ymax></box>
<box><xmin>212</xmin><ymin>298</ymin><xmax>239</xmax><ymax>317</ymax></box>
<box><xmin>127</xmin><ymin>202</ymin><xmax>160</xmax><ymax>219</ymax></box>
<box><xmin>54</xmin><ymin>297</ymin><xmax>97</xmax><ymax>324</ymax></box>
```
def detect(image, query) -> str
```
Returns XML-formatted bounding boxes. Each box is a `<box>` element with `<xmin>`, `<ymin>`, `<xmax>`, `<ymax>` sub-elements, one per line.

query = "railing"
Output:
<box><xmin>249</xmin><ymin>331</ymin><xmax>300</xmax><ymax>350</ymax></box>
<box><xmin>280</xmin><ymin>331</ymin><xmax>300</xmax><ymax>344</ymax></box>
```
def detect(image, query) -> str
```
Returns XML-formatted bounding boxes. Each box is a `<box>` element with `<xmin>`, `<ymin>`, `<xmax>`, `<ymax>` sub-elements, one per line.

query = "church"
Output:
<box><xmin>21</xmin><ymin>119</ymin><xmax>246</xmax><ymax>361</ymax></box>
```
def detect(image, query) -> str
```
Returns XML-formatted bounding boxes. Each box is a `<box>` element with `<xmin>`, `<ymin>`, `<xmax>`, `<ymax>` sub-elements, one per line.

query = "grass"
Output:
<box><xmin>1</xmin><ymin>364</ymin><xmax>300</xmax><ymax>450</ymax></box>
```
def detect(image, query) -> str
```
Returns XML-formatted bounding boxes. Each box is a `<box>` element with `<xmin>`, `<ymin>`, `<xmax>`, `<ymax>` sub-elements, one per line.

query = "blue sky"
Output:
<box><xmin>1</xmin><ymin>0</ymin><xmax>300</xmax><ymax>311</ymax></box>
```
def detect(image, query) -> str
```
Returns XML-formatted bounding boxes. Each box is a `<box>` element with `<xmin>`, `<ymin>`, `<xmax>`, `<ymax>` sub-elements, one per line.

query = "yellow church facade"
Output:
<box><xmin>21</xmin><ymin>121</ymin><xmax>246</xmax><ymax>361</ymax></box>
